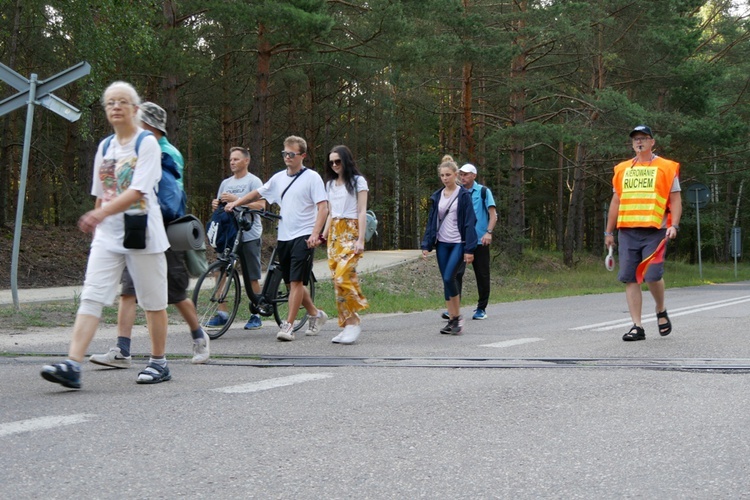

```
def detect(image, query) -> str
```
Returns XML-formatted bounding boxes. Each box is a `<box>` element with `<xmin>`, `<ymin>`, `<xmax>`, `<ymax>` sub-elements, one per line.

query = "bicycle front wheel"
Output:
<box><xmin>192</xmin><ymin>261</ymin><xmax>241</xmax><ymax>340</ymax></box>
<box><xmin>270</xmin><ymin>270</ymin><xmax>316</xmax><ymax>333</ymax></box>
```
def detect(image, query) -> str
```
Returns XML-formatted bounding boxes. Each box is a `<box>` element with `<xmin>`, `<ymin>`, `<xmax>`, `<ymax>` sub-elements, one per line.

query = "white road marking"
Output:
<box><xmin>213</xmin><ymin>373</ymin><xmax>334</xmax><ymax>394</ymax></box>
<box><xmin>571</xmin><ymin>295</ymin><xmax>750</xmax><ymax>332</ymax></box>
<box><xmin>0</xmin><ymin>414</ymin><xmax>96</xmax><ymax>438</ymax></box>
<box><xmin>480</xmin><ymin>338</ymin><xmax>544</xmax><ymax>348</ymax></box>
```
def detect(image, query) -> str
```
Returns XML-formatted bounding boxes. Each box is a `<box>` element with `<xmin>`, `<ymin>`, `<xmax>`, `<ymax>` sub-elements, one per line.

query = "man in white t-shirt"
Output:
<box><xmin>226</xmin><ymin>135</ymin><xmax>329</xmax><ymax>341</ymax></box>
<box><xmin>209</xmin><ymin>147</ymin><xmax>266</xmax><ymax>329</ymax></box>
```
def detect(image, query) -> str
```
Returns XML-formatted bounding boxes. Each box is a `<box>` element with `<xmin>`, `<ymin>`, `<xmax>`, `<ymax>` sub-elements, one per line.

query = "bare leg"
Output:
<box><xmin>288</xmin><ymin>281</ymin><xmax>317</xmax><ymax>323</ymax></box>
<box><xmin>446</xmin><ymin>295</ymin><xmax>461</xmax><ymax>318</ymax></box>
<box><xmin>68</xmin><ymin>314</ymin><xmax>101</xmax><ymax>363</ymax></box>
<box><xmin>117</xmin><ymin>294</ymin><xmax>137</xmax><ymax>339</ymax></box>
<box><xmin>625</xmin><ymin>282</ymin><xmax>643</xmax><ymax>326</ymax></box>
<box><xmin>145</xmin><ymin>309</ymin><xmax>168</xmax><ymax>357</ymax></box>
<box><xmin>175</xmin><ymin>298</ymin><xmax>200</xmax><ymax>331</ymax></box>
<box><xmin>647</xmin><ymin>278</ymin><xmax>669</xmax><ymax>329</ymax></box>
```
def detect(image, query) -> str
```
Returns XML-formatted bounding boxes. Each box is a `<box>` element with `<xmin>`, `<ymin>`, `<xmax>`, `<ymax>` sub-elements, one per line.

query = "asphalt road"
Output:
<box><xmin>2</xmin><ymin>281</ymin><xmax>750</xmax><ymax>498</ymax></box>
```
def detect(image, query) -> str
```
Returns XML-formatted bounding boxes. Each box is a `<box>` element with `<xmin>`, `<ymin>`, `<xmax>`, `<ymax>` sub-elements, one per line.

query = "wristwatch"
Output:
<box><xmin>672</xmin><ymin>225</ymin><xmax>679</xmax><ymax>231</ymax></box>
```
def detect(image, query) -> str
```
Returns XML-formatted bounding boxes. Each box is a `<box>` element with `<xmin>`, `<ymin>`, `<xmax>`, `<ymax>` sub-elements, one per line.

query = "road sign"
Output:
<box><xmin>686</xmin><ymin>182</ymin><xmax>710</xmax><ymax>209</ymax></box>
<box><xmin>0</xmin><ymin>61</ymin><xmax>90</xmax><ymax>117</ymax></box>
<box><xmin>0</xmin><ymin>61</ymin><xmax>90</xmax><ymax>309</ymax></box>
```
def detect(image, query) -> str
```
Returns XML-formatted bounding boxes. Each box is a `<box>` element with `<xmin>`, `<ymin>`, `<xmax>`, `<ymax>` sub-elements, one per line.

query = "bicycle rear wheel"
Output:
<box><xmin>269</xmin><ymin>269</ymin><xmax>315</xmax><ymax>333</ymax></box>
<box><xmin>192</xmin><ymin>260</ymin><xmax>241</xmax><ymax>340</ymax></box>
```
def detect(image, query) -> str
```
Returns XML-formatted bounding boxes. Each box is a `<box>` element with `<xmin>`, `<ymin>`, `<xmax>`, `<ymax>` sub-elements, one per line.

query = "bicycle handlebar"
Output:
<box><xmin>232</xmin><ymin>206</ymin><xmax>282</xmax><ymax>221</ymax></box>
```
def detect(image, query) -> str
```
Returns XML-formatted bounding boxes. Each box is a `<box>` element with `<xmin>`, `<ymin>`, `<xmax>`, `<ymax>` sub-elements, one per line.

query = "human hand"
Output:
<box><xmin>224</xmin><ymin>201</ymin><xmax>237</xmax><ymax>212</ymax></box>
<box><xmin>667</xmin><ymin>226</ymin><xmax>678</xmax><ymax>240</ymax></box>
<box><xmin>481</xmin><ymin>233</ymin><xmax>492</xmax><ymax>246</ymax></box>
<box><xmin>78</xmin><ymin>209</ymin><xmax>104</xmax><ymax>234</ymax></box>
<box><xmin>219</xmin><ymin>192</ymin><xmax>236</xmax><ymax>203</ymax></box>
<box><xmin>604</xmin><ymin>234</ymin><xmax>615</xmax><ymax>248</ymax></box>
<box><xmin>422</xmin><ymin>250</ymin><xmax>429</xmax><ymax>259</ymax></box>
<box><xmin>354</xmin><ymin>240</ymin><xmax>365</xmax><ymax>254</ymax></box>
<box><xmin>464</xmin><ymin>253</ymin><xmax>474</xmax><ymax>264</ymax></box>
<box><xmin>211</xmin><ymin>199</ymin><xmax>219</xmax><ymax>210</ymax></box>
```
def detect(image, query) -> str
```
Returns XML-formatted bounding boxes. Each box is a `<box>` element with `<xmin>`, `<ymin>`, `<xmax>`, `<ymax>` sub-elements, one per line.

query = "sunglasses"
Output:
<box><xmin>328</xmin><ymin>159</ymin><xmax>342</xmax><ymax>167</ymax></box>
<box><xmin>281</xmin><ymin>151</ymin><xmax>304</xmax><ymax>159</ymax></box>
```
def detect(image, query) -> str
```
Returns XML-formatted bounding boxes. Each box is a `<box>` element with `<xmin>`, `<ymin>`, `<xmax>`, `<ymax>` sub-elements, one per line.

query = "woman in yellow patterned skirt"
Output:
<box><xmin>322</xmin><ymin>145</ymin><xmax>369</xmax><ymax>344</ymax></box>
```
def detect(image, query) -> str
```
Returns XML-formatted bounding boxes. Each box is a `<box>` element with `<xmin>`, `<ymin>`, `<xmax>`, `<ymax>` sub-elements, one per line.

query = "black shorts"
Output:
<box><xmin>121</xmin><ymin>249</ymin><xmax>188</xmax><ymax>304</ymax></box>
<box><xmin>277</xmin><ymin>235</ymin><xmax>313</xmax><ymax>285</ymax></box>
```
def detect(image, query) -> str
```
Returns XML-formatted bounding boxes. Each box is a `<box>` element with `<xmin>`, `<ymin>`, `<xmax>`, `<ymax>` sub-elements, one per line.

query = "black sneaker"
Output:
<box><xmin>441</xmin><ymin>311</ymin><xmax>450</xmax><ymax>320</ymax></box>
<box><xmin>447</xmin><ymin>316</ymin><xmax>464</xmax><ymax>336</ymax></box>
<box><xmin>41</xmin><ymin>361</ymin><xmax>82</xmax><ymax>389</ymax></box>
<box><xmin>440</xmin><ymin>319</ymin><xmax>455</xmax><ymax>334</ymax></box>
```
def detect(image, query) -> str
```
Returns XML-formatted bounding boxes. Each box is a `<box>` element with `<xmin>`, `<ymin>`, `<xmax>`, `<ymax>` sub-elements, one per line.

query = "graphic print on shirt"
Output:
<box><xmin>99</xmin><ymin>156</ymin><xmax>146</xmax><ymax>211</ymax></box>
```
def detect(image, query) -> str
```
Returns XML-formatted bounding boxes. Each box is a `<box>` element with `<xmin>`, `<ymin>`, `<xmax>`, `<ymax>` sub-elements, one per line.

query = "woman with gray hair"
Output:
<box><xmin>41</xmin><ymin>81</ymin><xmax>171</xmax><ymax>389</ymax></box>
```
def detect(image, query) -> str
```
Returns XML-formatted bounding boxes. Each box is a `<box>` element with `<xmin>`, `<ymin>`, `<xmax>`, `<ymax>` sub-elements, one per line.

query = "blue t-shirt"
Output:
<box><xmin>467</xmin><ymin>182</ymin><xmax>496</xmax><ymax>237</ymax></box>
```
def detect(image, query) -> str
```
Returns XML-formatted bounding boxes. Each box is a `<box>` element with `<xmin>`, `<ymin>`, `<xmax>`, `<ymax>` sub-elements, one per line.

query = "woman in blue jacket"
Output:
<box><xmin>421</xmin><ymin>155</ymin><xmax>478</xmax><ymax>335</ymax></box>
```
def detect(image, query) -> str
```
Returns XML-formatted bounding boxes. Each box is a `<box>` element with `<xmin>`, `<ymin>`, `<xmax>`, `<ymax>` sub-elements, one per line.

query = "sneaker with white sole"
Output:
<box><xmin>276</xmin><ymin>321</ymin><xmax>295</xmax><ymax>341</ymax></box>
<box><xmin>305</xmin><ymin>310</ymin><xmax>328</xmax><ymax>336</ymax></box>
<box><xmin>339</xmin><ymin>324</ymin><xmax>361</xmax><ymax>345</ymax></box>
<box><xmin>41</xmin><ymin>361</ymin><xmax>81</xmax><ymax>389</ymax></box>
<box><xmin>89</xmin><ymin>347</ymin><xmax>132</xmax><ymax>369</ymax></box>
<box><xmin>191</xmin><ymin>329</ymin><xmax>210</xmax><ymax>364</ymax></box>
<box><xmin>472</xmin><ymin>309</ymin><xmax>487</xmax><ymax>320</ymax></box>
<box><xmin>332</xmin><ymin>331</ymin><xmax>345</xmax><ymax>343</ymax></box>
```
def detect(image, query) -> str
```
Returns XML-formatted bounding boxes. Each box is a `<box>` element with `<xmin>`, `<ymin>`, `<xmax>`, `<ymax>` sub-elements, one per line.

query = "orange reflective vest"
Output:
<box><xmin>612</xmin><ymin>156</ymin><xmax>680</xmax><ymax>229</ymax></box>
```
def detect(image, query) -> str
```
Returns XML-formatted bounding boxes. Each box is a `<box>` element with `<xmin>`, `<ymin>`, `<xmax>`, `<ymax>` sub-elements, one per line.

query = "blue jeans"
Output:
<box><xmin>436</xmin><ymin>241</ymin><xmax>465</xmax><ymax>301</ymax></box>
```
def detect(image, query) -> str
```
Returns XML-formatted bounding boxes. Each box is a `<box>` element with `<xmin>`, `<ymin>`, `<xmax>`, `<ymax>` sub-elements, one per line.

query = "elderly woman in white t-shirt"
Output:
<box><xmin>322</xmin><ymin>145</ymin><xmax>370</xmax><ymax>344</ymax></box>
<box><xmin>41</xmin><ymin>81</ymin><xmax>171</xmax><ymax>389</ymax></box>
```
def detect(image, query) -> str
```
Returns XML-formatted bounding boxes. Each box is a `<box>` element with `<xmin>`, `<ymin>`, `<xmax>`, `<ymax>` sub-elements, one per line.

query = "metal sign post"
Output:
<box><xmin>686</xmin><ymin>183</ymin><xmax>710</xmax><ymax>280</ymax></box>
<box><xmin>0</xmin><ymin>61</ymin><xmax>90</xmax><ymax>310</ymax></box>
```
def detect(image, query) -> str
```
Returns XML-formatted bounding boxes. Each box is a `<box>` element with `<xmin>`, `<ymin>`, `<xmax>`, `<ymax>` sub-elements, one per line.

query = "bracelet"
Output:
<box><xmin>604</xmin><ymin>231</ymin><xmax>614</xmax><ymax>236</ymax></box>
<box><xmin>486</xmin><ymin>230</ymin><xmax>493</xmax><ymax>235</ymax></box>
<box><xmin>318</xmin><ymin>234</ymin><xmax>327</xmax><ymax>244</ymax></box>
<box><xmin>671</xmin><ymin>225</ymin><xmax>679</xmax><ymax>231</ymax></box>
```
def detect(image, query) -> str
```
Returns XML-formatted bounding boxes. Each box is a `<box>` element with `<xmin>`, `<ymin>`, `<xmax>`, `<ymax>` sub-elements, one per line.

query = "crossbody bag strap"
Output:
<box><xmin>436</xmin><ymin>189</ymin><xmax>459</xmax><ymax>234</ymax></box>
<box><xmin>281</xmin><ymin>167</ymin><xmax>307</xmax><ymax>200</ymax></box>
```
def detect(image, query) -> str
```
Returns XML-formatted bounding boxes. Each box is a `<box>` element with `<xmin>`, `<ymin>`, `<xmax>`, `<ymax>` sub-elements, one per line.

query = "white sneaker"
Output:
<box><xmin>332</xmin><ymin>330</ymin><xmax>345</xmax><ymax>343</ymax></box>
<box><xmin>89</xmin><ymin>347</ymin><xmax>132</xmax><ymax>369</ymax></box>
<box><xmin>191</xmin><ymin>329</ymin><xmax>210</xmax><ymax>364</ymax></box>
<box><xmin>339</xmin><ymin>324</ymin><xmax>361</xmax><ymax>345</ymax></box>
<box><xmin>305</xmin><ymin>310</ymin><xmax>328</xmax><ymax>336</ymax></box>
<box><xmin>276</xmin><ymin>321</ymin><xmax>295</xmax><ymax>341</ymax></box>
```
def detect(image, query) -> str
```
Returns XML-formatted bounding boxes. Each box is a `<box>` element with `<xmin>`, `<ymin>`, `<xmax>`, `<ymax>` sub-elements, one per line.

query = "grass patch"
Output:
<box><xmin>3</xmin><ymin>249</ymin><xmax>750</xmax><ymax>329</ymax></box>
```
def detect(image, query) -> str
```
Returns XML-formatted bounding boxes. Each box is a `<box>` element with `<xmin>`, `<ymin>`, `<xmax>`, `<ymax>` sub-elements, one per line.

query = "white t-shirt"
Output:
<box><xmin>257</xmin><ymin>168</ymin><xmax>328</xmax><ymax>241</ymax></box>
<box><xmin>327</xmin><ymin>176</ymin><xmax>369</xmax><ymax>219</ymax></box>
<box><xmin>91</xmin><ymin>129</ymin><xmax>169</xmax><ymax>254</ymax></box>
<box><xmin>217</xmin><ymin>172</ymin><xmax>263</xmax><ymax>242</ymax></box>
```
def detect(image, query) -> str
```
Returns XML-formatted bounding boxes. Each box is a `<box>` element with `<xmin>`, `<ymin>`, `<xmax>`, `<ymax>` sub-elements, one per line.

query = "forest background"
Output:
<box><xmin>2</xmin><ymin>0</ymin><xmax>750</xmax><ymax>277</ymax></box>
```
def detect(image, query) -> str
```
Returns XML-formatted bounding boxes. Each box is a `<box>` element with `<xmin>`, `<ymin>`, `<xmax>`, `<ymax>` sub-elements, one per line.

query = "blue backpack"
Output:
<box><xmin>101</xmin><ymin>131</ymin><xmax>187</xmax><ymax>223</ymax></box>
<box><xmin>205</xmin><ymin>204</ymin><xmax>238</xmax><ymax>253</ymax></box>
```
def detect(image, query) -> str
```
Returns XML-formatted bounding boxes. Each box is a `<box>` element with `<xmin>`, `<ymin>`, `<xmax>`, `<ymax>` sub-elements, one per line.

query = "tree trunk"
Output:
<box><xmin>563</xmin><ymin>144</ymin><xmax>586</xmax><ymax>266</ymax></box>
<box><xmin>507</xmin><ymin>0</ymin><xmax>527</xmax><ymax>257</ymax></box>
<box><xmin>251</xmin><ymin>23</ymin><xmax>271</xmax><ymax>174</ymax></box>
<box><xmin>0</xmin><ymin>0</ymin><xmax>23</xmax><ymax>225</ymax></box>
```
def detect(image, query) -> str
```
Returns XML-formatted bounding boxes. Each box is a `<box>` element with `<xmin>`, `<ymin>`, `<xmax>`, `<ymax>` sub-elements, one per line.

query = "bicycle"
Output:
<box><xmin>192</xmin><ymin>206</ymin><xmax>316</xmax><ymax>340</ymax></box>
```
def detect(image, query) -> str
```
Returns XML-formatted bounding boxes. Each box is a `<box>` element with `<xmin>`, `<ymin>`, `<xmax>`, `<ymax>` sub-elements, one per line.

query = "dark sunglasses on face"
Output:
<box><xmin>281</xmin><ymin>151</ymin><xmax>303</xmax><ymax>159</ymax></box>
<box><xmin>328</xmin><ymin>159</ymin><xmax>342</xmax><ymax>167</ymax></box>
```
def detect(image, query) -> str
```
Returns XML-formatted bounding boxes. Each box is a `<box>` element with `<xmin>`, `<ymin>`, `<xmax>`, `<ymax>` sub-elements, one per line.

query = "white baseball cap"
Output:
<box><xmin>459</xmin><ymin>163</ymin><xmax>477</xmax><ymax>174</ymax></box>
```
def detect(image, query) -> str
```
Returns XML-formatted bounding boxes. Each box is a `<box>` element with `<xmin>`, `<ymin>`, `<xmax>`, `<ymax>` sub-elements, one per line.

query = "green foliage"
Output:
<box><xmin>3</xmin><ymin>0</ymin><xmax>750</xmax><ymax>261</ymax></box>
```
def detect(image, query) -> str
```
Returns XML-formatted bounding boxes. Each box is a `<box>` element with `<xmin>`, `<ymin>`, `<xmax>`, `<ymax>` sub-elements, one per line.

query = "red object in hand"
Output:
<box><xmin>605</xmin><ymin>245</ymin><xmax>615</xmax><ymax>272</ymax></box>
<box><xmin>318</xmin><ymin>234</ymin><xmax>327</xmax><ymax>244</ymax></box>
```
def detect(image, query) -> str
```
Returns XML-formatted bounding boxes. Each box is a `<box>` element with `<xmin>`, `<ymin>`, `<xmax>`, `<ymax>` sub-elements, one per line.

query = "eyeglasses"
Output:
<box><xmin>104</xmin><ymin>99</ymin><xmax>133</xmax><ymax>109</ymax></box>
<box><xmin>281</xmin><ymin>151</ymin><xmax>304</xmax><ymax>159</ymax></box>
<box><xmin>632</xmin><ymin>136</ymin><xmax>652</xmax><ymax>142</ymax></box>
<box><xmin>328</xmin><ymin>159</ymin><xmax>342</xmax><ymax>167</ymax></box>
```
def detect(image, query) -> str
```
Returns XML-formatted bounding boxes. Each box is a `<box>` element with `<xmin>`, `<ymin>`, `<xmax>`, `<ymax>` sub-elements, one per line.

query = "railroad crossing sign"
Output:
<box><xmin>0</xmin><ymin>61</ymin><xmax>91</xmax><ymax>309</ymax></box>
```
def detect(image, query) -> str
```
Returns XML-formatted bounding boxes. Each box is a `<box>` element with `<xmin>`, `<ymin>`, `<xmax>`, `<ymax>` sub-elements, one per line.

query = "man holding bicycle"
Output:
<box><xmin>209</xmin><ymin>146</ymin><xmax>266</xmax><ymax>330</ymax></box>
<box><xmin>226</xmin><ymin>135</ymin><xmax>329</xmax><ymax>341</ymax></box>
